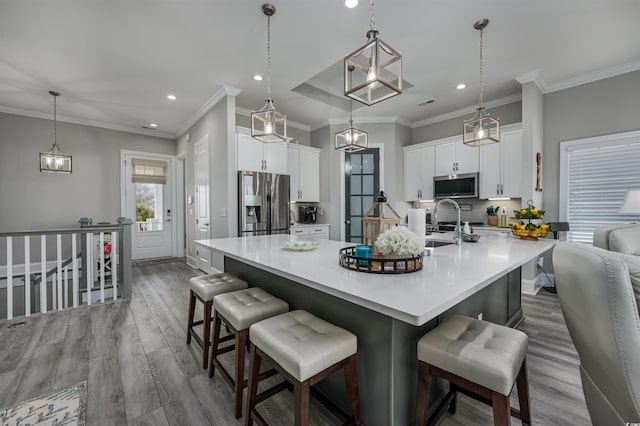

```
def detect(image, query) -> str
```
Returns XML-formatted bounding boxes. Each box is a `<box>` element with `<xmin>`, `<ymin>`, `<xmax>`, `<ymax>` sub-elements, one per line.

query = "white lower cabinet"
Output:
<box><xmin>290</xmin><ymin>224</ymin><xmax>330</xmax><ymax>240</ymax></box>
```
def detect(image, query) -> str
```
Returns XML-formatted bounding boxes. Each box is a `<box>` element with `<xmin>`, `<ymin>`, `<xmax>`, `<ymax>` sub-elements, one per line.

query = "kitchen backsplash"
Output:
<box><xmin>417</xmin><ymin>198</ymin><xmax>523</xmax><ymax>225</ymax></box>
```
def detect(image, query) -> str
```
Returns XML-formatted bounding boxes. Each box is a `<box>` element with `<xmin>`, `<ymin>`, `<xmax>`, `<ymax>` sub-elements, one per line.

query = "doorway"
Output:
<box><xmin>122</xmin><ymin>152</ymin><xmax>175</xmax><ymax>260</ymax></box>
<box><xmin>194</xmin><ymin>135</ymin><xmax>211</xmax><ymax>273</ymax></box>
<box><xmin>344</xmin><ymin>148</ymin><xmax>380</xmax><ymax>243</ymax></box>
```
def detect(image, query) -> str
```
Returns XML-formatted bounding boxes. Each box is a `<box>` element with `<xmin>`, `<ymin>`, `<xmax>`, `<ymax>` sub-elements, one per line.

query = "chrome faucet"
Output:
<box><xmin>433</xmin><ymin>198</ymin><xmax>462</xmax><ymax>245</ymax></box>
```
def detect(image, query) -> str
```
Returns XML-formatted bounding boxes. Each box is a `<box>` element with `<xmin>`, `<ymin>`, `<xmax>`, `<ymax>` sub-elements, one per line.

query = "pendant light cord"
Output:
<box><xmin>267</xmin><ymin>14</ymin><xmax>272</xmax><ymax>99</ymax></box>
<box><xmin>478</xmin><ymin>26</ymin><xmax>484</xmax><ymax>107</ymax></box>
<box><xmin>349</xmin><ymin>99</ymin><xmax>353</xmax><ymax>125</ymax></box>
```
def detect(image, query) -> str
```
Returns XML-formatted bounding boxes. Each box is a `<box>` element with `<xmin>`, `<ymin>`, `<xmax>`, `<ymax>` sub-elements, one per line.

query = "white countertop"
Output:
<box><xmin>195</xmin><ymin>234</ymin><xmax>555</xmax><ymax>326</ymax></box>
<box><xmin>290</xmin><ymin>223</ymin><xmax>330</xmax><ymax>228</ymax></box>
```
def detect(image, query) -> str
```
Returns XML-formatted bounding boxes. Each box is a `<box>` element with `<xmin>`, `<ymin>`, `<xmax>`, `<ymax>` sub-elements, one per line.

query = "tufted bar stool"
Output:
<box><xmin>209</xmin><ymin>288</ymin><xmax>289</xmax><ymax>418</ymax></box>
<box><xmin>245</xmin><ymin>310</ymin><xmax>361</xmax><ymax>426</ymax></box>
<box><xmin>415</xmin><ymin>315</ymin><xmax>531</xmax><ymax>426</ymax></box>
<box><xmin>186</xmin><ymin>273</ymin><xmax>248</xmax><ymax>369</ymax></box>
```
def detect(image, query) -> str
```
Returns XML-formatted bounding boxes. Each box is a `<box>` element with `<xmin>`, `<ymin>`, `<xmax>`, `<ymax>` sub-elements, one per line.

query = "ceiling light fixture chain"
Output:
<box><xmin>52</xmin><ymin>91</ymin><xmax>58</xmax><ymax>147</ymax></box>
<box><xmin>266</xmin><ymin>9</ymin><xmax>272</xmax><ymax>99</ymax></box>
<box><xmin>478</xmin><ymin>21</ymin><xmax>484</xmax><ymax>107</ymax></box>
<box><xmin>369</xmin><ymin>0</ymin><xmax>376</xmax><ymax>31</ymax></box>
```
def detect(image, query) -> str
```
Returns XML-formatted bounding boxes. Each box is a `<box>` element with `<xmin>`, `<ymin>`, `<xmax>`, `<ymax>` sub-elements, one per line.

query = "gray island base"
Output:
<box><xmin>197</xmin><ymin>235</ymin><xmax>555</xmax><ymax>425</ymax></box>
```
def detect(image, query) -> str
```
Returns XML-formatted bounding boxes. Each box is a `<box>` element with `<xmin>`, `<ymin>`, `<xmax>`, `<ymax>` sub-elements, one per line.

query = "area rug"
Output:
<box><xmin>0</xmin><ymin>381</ymin><xmax>87</xmax><ymax>426</ymax></box>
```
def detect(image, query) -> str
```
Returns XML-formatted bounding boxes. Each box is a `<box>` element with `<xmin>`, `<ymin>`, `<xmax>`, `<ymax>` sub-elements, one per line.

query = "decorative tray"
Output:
<box><xmin>283</xmin><ymin>240</ymin><xmax>320</xmax><ymax>251</ymax></box>
<box><xmin>338</xmin><ymin>246</ymin><xmax>424</xmax><ymax>274</ymax></box>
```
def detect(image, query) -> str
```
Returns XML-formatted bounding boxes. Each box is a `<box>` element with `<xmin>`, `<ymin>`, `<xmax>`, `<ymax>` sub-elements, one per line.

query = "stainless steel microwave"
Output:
<box><xmin>433</xmin><ymin>173</ymin><xmax>479</xmax><ymax>199</ymax></box>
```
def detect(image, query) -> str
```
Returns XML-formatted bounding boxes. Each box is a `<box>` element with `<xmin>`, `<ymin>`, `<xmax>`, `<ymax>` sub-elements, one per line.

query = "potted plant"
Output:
<box><xmin>486</xmin><ymin>205</ymin><xmax>499</xmax><ymax>227</ymax></box>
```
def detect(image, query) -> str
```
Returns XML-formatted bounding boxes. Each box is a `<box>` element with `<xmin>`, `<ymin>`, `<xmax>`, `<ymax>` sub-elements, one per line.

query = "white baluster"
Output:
<box><xmin>57</xmin><ymin>234</ymin><xmax>63</xmax><ymax>310</ymax></box>
<box><xmin>72</xmin><ymin>234</ymin><xmax>78</xmax><ymax>308</ymax></box>
<box><xmin>86</xmin><ymin>233</ymin><xmax>92</xmax><ymax>305</ymax></box>
<box><xmin>41</xmin><ymin>235</ymin><xmax>47</xmax><ymax>313</ymax></box>
<box><xmin>112</xmin><ymin>232</ymin><xmax>118</xmax><ymax>300</ymax></box>
<box><xmin>64</xmin><ymin>266</ymin><xmax>69</xmax><ymax>309</ymax></box>
<box><xmin>24</xmin><ymin>236</ymin><xmax>30</xmax><ymax>316</ymax></box>
<box><xmin>52</xmin><ymin>272</ymin><xmax>57</xmax><ymax>309</ymax></box>
<box><xmin>99</xmin><ymin>232</ymin><xmax>105</xmax><ymax>303</ymax></box>
<box><xmin>6</xmin><ymin>237</ymin><xmax>13</xmax><ymax>320</ymax></box>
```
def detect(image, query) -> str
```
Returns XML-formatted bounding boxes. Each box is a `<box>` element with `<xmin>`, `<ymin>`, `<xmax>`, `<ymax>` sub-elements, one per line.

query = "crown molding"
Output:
<box><xmin>176</xmin><ymin>84</ymin><xmax>242</xmax><ymax>137</ymax></box>
<box><xmin>514</xmin><ymin>69</ymin><xmax>549</xmax><ymax>93</ymax></box>
<box><xmin>545</xmin><ymin>60</ymin><xmax>640</xmax><ymax>93</ymax></box>
<box><xmin>235</xmin><ymin>106</ymin><xmax>311</xmax><ymax>132</ymax></box>
<box><xmin>0</xmin><ymin>105</ymin><xmax>175</xmax><ymax>139</ymax></box>
<box><xmin>411</xmin><ymin>94</ymin><xmax>522</xmax><ymax>129</ymax></box>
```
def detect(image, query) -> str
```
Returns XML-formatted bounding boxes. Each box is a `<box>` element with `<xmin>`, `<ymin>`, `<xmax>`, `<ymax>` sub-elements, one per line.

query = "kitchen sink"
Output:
<box><xmin>425</xmin><ymin>240</ymin><xmax>455</xmax><ymax>248</ymax></box>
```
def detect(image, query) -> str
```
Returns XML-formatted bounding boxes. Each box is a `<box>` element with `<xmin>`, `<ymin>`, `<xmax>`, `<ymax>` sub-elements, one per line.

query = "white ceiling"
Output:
<box><xmin>1</xmin><ymin>0</ymin><xmax>639</xmax><ymax>138</ymax></box>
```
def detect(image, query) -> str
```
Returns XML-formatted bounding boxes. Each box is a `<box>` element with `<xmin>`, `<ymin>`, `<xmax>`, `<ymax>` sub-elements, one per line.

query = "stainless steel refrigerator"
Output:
<box><xmin>238</xmin><ymin>171</ymin><xmax>290</xmax><ymax>236</ymax></box>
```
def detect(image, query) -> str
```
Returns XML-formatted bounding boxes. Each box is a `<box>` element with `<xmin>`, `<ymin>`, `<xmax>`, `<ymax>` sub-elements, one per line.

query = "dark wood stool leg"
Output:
<box><xmin>186</xmin><ymin>290</ymin><xmax>196</xmax><ymax>344</ymax></box>
<box><xmin>245</xmin><ymin>344</ymin><xmax>261</xmax><ymax>426</ymax></box>
<box><xmin>415</xmin><ymin>361</ymin><xmax>432</xmax><ymax>426</ymax></box>
<box><xmin>344</xmin><ymin>354</ymin><xmax>361</xmax><ymax>426</ymax></box>
<box><xmin>516</xmin><ymin>359</ymin><xmax>531</xmax><ymax>426</ymax></box>
<box><xmin>208</xmin><ymin>314</ymin><xmax>223</xmax><ymax>378</ymax></box>
<box><xmin>448</xmin><ymin>384</ymin><xmax>458</xmax><ymax>414</ymax></box>
<box><xmin>234</xmin><ymin>328</ymin><xmax>248</xmax><ymax>419</ymax></box>
<box><xmin>294</xmin><ymin>380</ymin><xmax>311</xmax><ymax>426</ymax></box>
<box><xmin>202</xmin><ymin>300</ymin><xmax>213</xmax><ymax>369</ymax></box>
<box><xmin>491</xmin><ymin>392</ymin><xmax>512</xmax><ymax>426</ymax></box>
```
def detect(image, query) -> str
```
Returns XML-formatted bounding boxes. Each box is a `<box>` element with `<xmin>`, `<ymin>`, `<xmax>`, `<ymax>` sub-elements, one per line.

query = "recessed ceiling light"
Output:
<box><xmin>345</xmin><ymin>0</ymin><xmax>358</xmax><ymax>8</ymax></box>
<box><xmin>167</xmin><ymin>94</ymin><xmax>177</xmax><ymax>100</ymax></box>
<box><xmin>253</xmin><ymin>74</ymin><xmax>263</xmax><ymax>81</ymax></box>
<box><xmin>456</xmin><ymin>83</ymin><xmax>467</xmax><ymax>90</ymax></box>
<box><xmin>149</xmin><ymin>123</ymin><xmax>158</xmax><ymax>128</ymax></box>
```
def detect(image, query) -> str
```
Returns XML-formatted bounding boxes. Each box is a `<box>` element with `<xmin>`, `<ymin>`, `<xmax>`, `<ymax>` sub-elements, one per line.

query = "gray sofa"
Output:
<box><xmin>593</xmin><ymin>223</ymin><xmax>640</xmax><ymax>254</ymax></box>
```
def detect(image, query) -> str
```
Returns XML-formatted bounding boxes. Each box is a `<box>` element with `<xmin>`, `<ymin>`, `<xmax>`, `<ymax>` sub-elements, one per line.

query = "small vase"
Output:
<box><xmin>487</xmin><ymin>215</ymin><xmax>498</xmax><ymax>227</ymax></box>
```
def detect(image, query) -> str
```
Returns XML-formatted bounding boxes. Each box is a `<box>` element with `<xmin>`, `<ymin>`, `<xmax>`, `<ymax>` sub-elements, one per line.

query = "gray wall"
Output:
<box><xmin>543</xmin><ymin>70</ymin><xmax>640</xmax><ymax>222</ymax></box>
<box><xmin>311</xmin><ymin>121</ymin><xmax>412</xmax><ymax>240</ymax></box>
<box><xmin>235</xmin><ymin>113</ymin><xmax>311</xmax><ymax>146</ymax></box>
<box><xmin>411</xmin><ymin>101</ymin><xmax>522</xmax><ymax>144</ymax></box>
<box><xmin>0</xmin><ymin>112</ymin><xmax>175</xmax><ymax>232</ymax></box>
<box><xmin>179</xmin><ymin>96</ymin><xmax>237</xmax><ymax>261</ymax></box>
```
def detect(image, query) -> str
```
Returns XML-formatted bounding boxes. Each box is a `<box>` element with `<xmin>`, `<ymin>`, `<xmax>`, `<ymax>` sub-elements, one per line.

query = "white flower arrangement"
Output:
<box><xmin>374</xmin><ymin>226</ymin><xmax>424</xmax><ymax>257</ymax></box>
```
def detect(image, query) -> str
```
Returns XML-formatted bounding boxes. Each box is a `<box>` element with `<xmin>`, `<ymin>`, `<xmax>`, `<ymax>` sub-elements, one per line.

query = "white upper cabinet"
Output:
<box><xmin>435</xmin><ymin>138</ymin><xmax>479</xmax><ymax>176</ymax></box>
<box><xmin>288</xmin><ymin>144</ymin><xmax>320</xmax><ymax>202</ymax></box>
<box><xmin>404</xmin><ymin>146</ymin><xmax>435</xmax><ymax>201</ymax></box>
<box><xmin>479</xmin><ymin>125</ymin><xmax>523</xmax><ymax>199</ymax></box>
<box><xmin>237</xmin><ymin>128</ymin><xmax>288</xmax><ymax>174</ymax></box>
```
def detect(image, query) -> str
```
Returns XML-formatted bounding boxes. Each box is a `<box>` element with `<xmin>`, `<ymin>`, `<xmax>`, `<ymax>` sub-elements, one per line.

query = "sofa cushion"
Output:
<box><xmin>609</xmin><ymin>226</ymin><xmax>640</xmax><ymax>256</ymax></box>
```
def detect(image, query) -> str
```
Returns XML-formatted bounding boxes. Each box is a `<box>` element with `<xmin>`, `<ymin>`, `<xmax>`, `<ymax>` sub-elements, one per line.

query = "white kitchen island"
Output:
<box><xmin>195</xmin><ymin>234</ymin><xmax>555</xmax><ymax>425</ymax></box>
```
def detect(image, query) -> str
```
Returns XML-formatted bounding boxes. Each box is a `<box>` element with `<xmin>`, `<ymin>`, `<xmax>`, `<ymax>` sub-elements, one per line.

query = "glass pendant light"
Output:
<box><xmin>335</xmin><ymin>97</ymin><xmax>368</xmax><ymax>152</ymax></box>
<box><xmin>344</xmin><ymin>0</ymin><xmax>402</xmax><ymax>106</ymax></box>
<box><xmin>251</xmin><ymin>3</ymin><xmax>287</xmax><ymax>143</ymax></box>
<box><xmin>40</xmin><ymin>90</ymin><xmax>72</xmax><ymax>174</ymax></box>
<box><xmin>463</xmin><ymin>19</ymin><xmax>499</xmax><ymax>147</ymax></box>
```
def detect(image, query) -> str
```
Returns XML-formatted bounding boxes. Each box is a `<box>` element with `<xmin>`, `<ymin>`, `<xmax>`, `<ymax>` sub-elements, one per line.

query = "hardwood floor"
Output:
<box><xmin>0</xmin><ymin>259</ymin><xmax>590</xmax><ymax>425</ymax></box>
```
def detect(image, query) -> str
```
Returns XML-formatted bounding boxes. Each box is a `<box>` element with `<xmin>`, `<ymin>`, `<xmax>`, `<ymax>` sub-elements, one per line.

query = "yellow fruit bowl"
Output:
<box><xmin>511</xmin><ymin>227</ymin><xmax>549</xmax><ymax>240</ymax></box>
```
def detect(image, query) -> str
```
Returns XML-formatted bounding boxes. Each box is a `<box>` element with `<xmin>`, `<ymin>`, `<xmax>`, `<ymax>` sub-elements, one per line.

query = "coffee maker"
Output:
<box><xmin>298</xmin><ymin>206</ymin><xmax>317</xmax><ymax>224</ymax></box>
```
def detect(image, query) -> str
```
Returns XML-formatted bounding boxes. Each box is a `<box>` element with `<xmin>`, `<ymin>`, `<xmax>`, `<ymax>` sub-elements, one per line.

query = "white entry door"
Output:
<box><xmin>124</xmin><ymin>153</ymin><xmax>174</xmax><ymax>260</ymax></box>
<box><xmin>194</xmin><ymin>136</ymin><xmax>211</xmax><ymax>273</ymax></box>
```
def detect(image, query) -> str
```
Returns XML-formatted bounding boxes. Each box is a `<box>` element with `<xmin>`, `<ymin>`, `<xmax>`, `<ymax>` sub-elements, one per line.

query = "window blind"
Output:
<box><xmin>132</xmin><ymin>158</ymin><xmax>167</xmax><ymax>184</ymax></box>
<box><xmin>566</xmin><ymin>140</ymin><xmax>640</xmax><ymax>243</ymax></box>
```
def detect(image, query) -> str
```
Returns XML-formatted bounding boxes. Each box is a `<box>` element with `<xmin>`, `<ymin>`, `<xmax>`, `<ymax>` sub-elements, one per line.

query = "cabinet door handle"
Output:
<box><xmin>501</xmin><ymin>184</ymin><xmax>504</xmax><ymax>195</ymax></box>
<box><xmin>497</xmin><ymin>184</ymin><xmax>499</xmax><ymax>195</ymax></box>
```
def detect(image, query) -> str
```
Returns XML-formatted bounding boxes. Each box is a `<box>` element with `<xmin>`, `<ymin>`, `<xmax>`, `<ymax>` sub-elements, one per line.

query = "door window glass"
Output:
<box><xmin>136</xmin><ymin>183</ymin><xmax>164</xmax><ymax>231</ymax></box>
